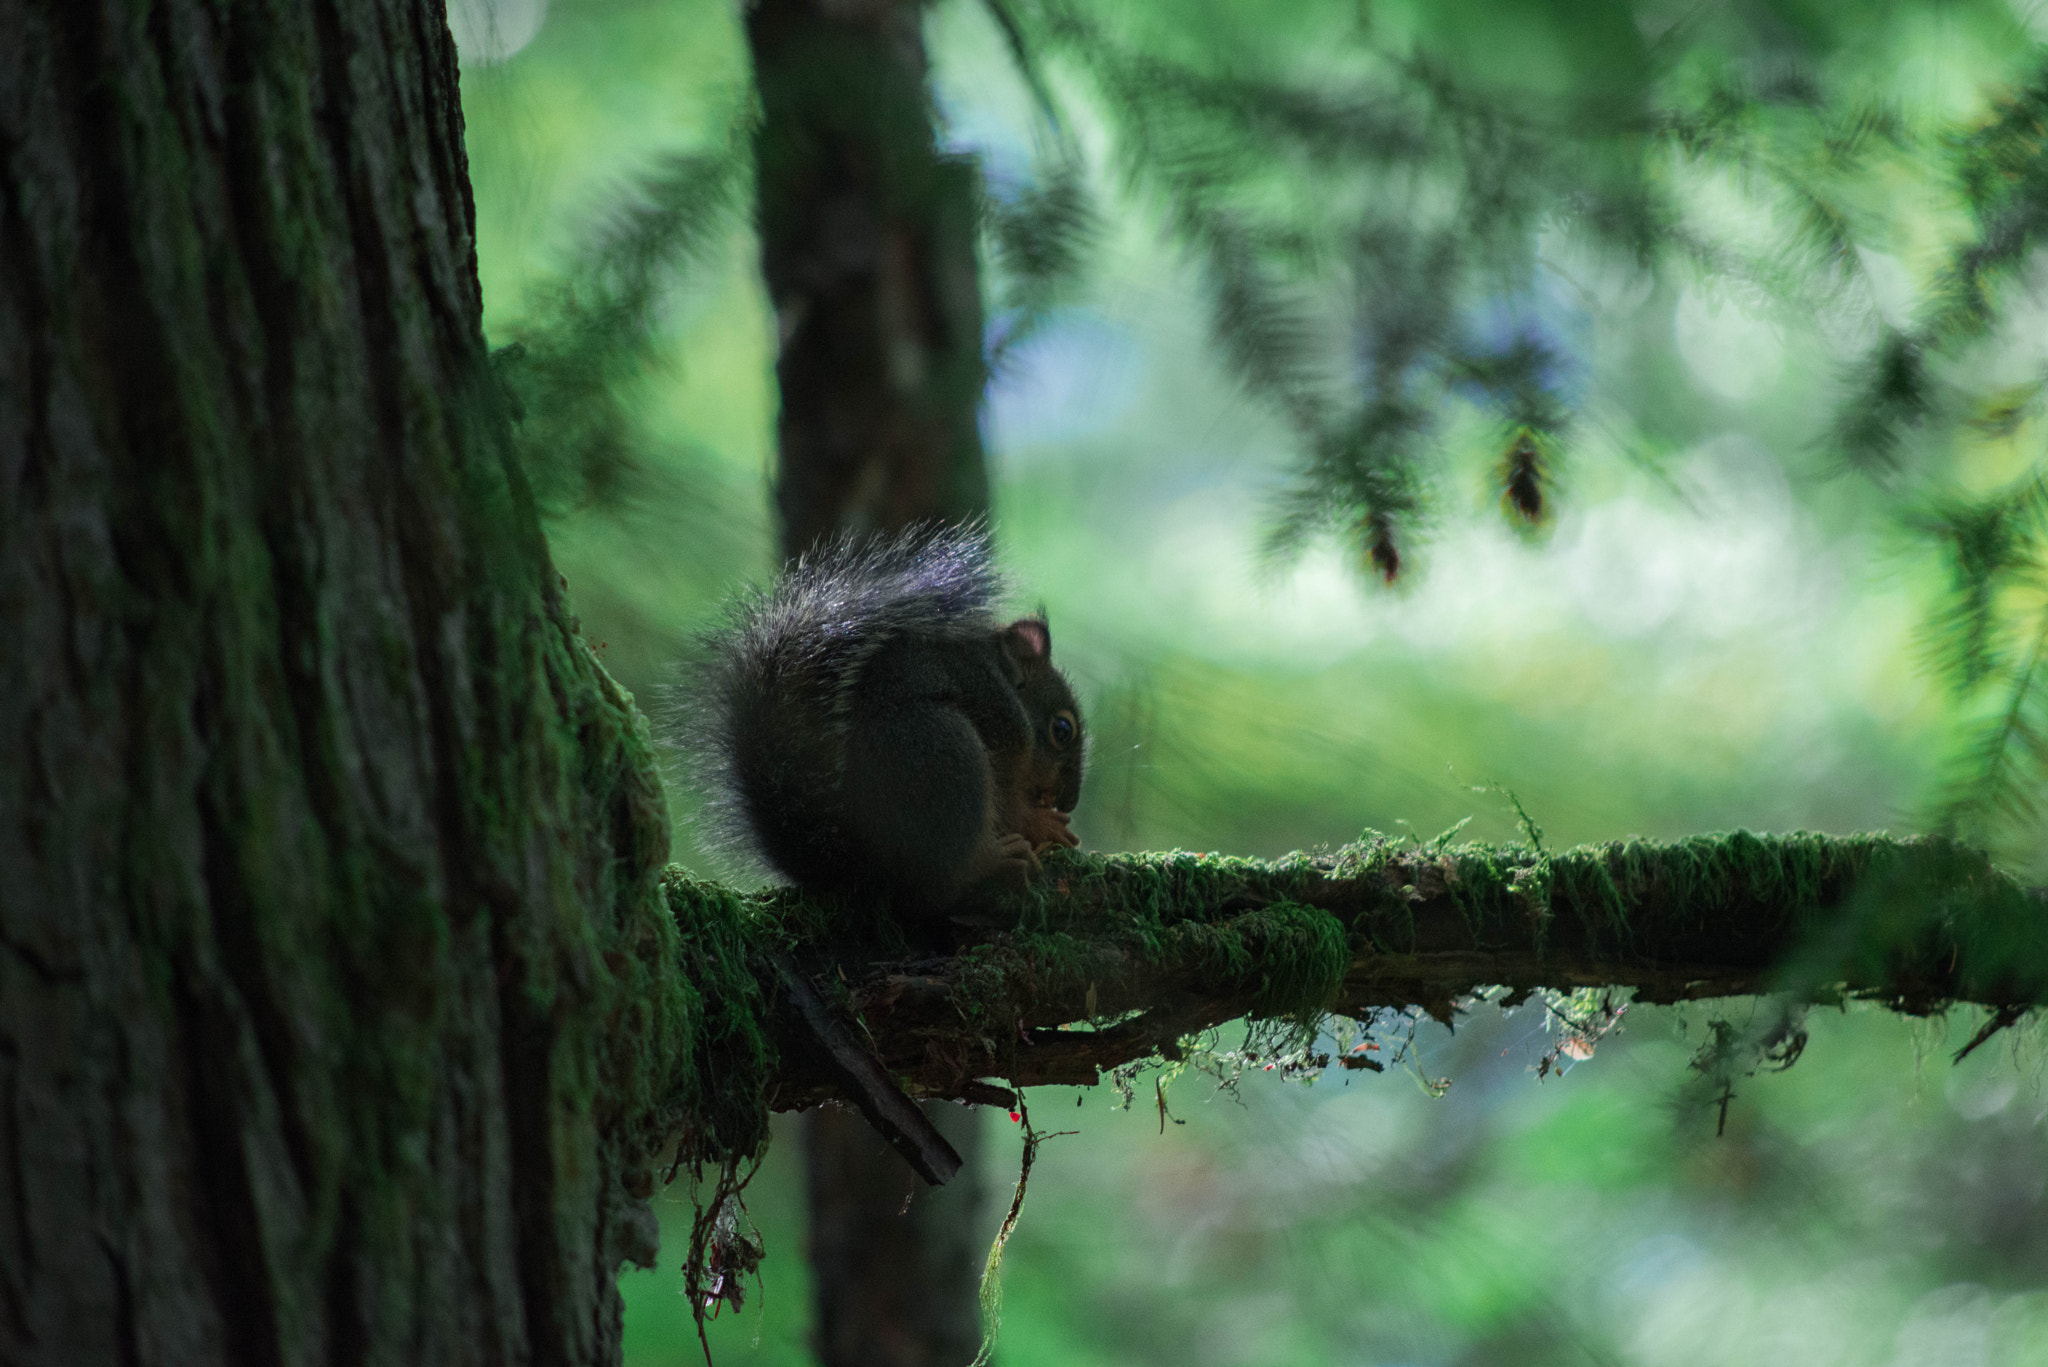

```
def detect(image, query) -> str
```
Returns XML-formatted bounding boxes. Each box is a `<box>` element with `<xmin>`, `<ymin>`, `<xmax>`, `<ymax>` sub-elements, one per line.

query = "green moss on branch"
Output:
<box><xmin>658</xmin><ymin>830</ymin><xmax>2048</xmax><ymax>1120</ymax></box>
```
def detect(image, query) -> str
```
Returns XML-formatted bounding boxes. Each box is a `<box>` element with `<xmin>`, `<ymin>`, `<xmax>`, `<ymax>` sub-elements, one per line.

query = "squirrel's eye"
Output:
<box><xmin>1048</xmin><ymin>712</ymin><xmax>1076</xmax><ymax>748</ymax></box>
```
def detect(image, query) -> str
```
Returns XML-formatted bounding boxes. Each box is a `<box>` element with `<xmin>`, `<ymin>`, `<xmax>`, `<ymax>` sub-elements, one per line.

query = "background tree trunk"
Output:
<box><xmin>0</xmin><ymin>4</ymin><xmax>681</xmax><ymax>1364</ymax></box>
<box><xmin>751</xmin><ymin>0</ymin><xmax>990</xmax><ymax>553</ymax></box>
<box><xmin>749</xmin><ymin>0</ymin><xmax>994</xmax><ymax>1360</ymax></box>
<box><xmin>805</xmin><ymin>1104</ymin><xmax>987</xmax><ymax>1367</ymax></box>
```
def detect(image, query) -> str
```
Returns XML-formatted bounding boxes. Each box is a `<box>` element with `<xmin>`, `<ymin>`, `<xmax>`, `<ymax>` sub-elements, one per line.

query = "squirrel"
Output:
<box><xmin>685</xmin><ymin>525</ymin><xmax>1084</xmax><ymax>923</ymax></box>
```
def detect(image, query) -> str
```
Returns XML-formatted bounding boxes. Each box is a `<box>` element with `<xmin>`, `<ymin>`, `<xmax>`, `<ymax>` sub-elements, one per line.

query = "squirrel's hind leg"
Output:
<box><xmin>840</xmin><ymin>701</ymin><xmax>1029</xmax><ymax>914</ymax></box>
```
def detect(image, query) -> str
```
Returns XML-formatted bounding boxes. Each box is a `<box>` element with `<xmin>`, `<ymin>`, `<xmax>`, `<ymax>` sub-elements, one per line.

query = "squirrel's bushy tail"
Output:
<box><xmin>675</xmin><ymin>523</ymin><xmax>1005</xmax><ymax>883</ymax></box>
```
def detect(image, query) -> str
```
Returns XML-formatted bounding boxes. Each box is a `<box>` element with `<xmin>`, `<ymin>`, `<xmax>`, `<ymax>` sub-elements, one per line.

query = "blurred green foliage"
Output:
<box><xmin>449</xmin><ymin>0</ymin><xmax>2048</xmax><ymax>1360</ymax></box>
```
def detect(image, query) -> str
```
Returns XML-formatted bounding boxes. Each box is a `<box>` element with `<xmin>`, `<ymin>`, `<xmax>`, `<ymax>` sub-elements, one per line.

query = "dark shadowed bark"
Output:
<box><xmin>748</xmin><ymin>0</ymin><xmax>994</xmax><ymax>1359</ymax></box>
<box><xmin>805</xmin><ymin>1103</ymin><xmax>987</xmax><ymax>1367</ymax></box>
<box><xmin>0</xmin><ymin>3</ymin><xmax>681</xmax><ymax>1364</ymax></box>
<box><xmin>751</xmin><ymin>0</ymin><xmax>990</xmax><ymax>554</ymax></box>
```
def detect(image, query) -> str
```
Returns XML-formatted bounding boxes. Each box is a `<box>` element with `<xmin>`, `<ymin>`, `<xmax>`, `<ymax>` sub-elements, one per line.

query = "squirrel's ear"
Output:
<box><xmin>1004</xmin><ymin>617</ymin><xmax>1051</xmax><ymax>660</ymax></box>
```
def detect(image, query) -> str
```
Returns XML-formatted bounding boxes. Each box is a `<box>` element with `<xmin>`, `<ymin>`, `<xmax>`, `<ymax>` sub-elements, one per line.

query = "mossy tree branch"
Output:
<box><xmin>663</xmin><ymin>832</ymin><xmax>2048</xmax><ymax>1125</ymax></box>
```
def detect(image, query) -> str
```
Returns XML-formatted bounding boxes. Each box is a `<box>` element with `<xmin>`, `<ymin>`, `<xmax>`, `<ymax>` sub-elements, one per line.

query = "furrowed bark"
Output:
<box><xmin>0</xmin><ymin>3</ymin><xmax>681</xmax><ymax>1364</ymax></box>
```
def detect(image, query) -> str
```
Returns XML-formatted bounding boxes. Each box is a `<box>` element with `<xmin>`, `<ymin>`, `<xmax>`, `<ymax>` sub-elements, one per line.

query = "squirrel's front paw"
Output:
<box><xmin>987</xmin><ymin>831</ymin><xmax>1040</xmax><ymax>886</ymax></box>
<box><xmin>949</xmin><ymin>834</ymin><xmax>1039</xmax><ymax>932</ymax></box>
<box><xmin>1018</xmin><ymin>805</ymin><xmax>1079</xmax><ymax>852</ymax></box>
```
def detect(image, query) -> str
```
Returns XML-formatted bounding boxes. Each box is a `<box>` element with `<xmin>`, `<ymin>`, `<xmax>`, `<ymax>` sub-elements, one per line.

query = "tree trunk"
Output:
<box><xmin>750</xmin><ymin>0</ymin><xmax>990</xmax><ymax>553</ymax></box>
<box><xmin>804</xmin><ymin>1104</ymin><xmax>986</xmax><ymax>1367</ymax></box>
<box><xmin>0</xmin><ymin>4</ymin><xmax>681</xmax><ymax>1364</ymax></box>
<box><xmin>749</xmin><ymin>0</ymin><xmax>994</xmax><ymax>1360</ymax></box>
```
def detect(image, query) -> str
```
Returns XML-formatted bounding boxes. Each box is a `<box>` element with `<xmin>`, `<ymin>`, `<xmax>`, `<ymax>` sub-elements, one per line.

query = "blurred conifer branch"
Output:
<box><xmin>491</xmin><ymin>120</ymin><xmax>752</xmax><ymax>516</ymax></box>
<box><xmin>968</xmin><ymin>6</ymin><xmax>2048</xmax><ymax>858</ymax></box>
<box><xmin>989</xmin><ymin>0</ymin><xmax>1935</xmax><ymax>582</ymax></box>
<box><xmin>1832</xmin><ymin>68</ymin><xmax>2048</xmax><ymax>857</ymax></box>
